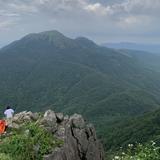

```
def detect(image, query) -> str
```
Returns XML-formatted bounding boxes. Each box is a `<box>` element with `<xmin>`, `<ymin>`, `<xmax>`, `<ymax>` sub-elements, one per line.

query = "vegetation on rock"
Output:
<box><xmin>0</xmin><ymin>122</ymin><xmax>62</xmax><ymax>160</ymax></box>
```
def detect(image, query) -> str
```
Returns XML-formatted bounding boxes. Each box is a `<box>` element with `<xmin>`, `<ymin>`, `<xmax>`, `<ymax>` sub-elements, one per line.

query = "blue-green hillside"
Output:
<box><xmin>0</xmin><ymin>31</ymin><xmax>160</xmax><ymax>151</ymax></box>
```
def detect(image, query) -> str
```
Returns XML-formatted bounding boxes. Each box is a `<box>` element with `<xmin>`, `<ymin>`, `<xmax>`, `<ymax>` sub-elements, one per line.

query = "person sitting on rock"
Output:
<box><xmin>4</xmin><ymin>106</ymin><xmax>14</xmax><ymax>118</ymax></box>
<box><xmin>4</xmin><ymin>106</ymin><xmax>14</xmax><ymax>127</ymax></box>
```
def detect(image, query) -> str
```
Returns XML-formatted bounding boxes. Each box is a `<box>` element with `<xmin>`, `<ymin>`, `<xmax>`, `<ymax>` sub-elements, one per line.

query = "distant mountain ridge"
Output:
<box><xmin>102</xmin><ymin>42</ymin><xmax>160</xmax><ymax>54</ymax></box>
<box><xmin>1</xmin><ymin>30</ymin><xmax>160</xmax><ymax>151</ymax></box>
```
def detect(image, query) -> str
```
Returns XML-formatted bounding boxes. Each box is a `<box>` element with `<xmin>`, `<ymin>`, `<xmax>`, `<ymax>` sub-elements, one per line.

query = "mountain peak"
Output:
<box><xmin>1</xmin><ymin>30</ymin><xmax>75</xmax><ymax>50</ymax></box>
<box><xmin>1</xmin><ymin>30</ymin><xmax>98</xmax><ymax>51</ymax></box>
<box><xmin>39</xmin><ymin>30</ymin><xmax>65</xmax><ymax>37</ymax></box>
<box><xmin>22</xmin><ymin>30</ymin><xmax>69</xmax><ymax>42</ymax></box>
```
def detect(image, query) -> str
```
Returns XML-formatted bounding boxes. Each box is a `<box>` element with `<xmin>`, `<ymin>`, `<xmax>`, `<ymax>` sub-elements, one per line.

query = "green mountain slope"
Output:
<box><xmin>119</xmin><ymin>49</ymin><xmax>160</xmax><ymax>72</ymax></box>
<box><xmin>103</xmin><ymin>108</ymin><xmax>160</xmax><ymax>151</ymax></box>
<box><xmin>0</xmin><ymin>31</ymin><xmax>160</xmax><ymax>151</ymax></box>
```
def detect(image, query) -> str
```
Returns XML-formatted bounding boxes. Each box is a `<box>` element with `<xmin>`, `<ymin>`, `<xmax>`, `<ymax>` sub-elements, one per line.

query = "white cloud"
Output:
<box><xmin>8</xmin><ymin>3</ymin><xmax>38</xmax><ymax>13</ymax></box>
<box><xmin>0</xmin><ymin>18</ymin><xmax>18</xmax><ymax>30</ymax></box>
<box><xmin>0</xmin><ymin>0</ymin><xmax>160</xmax><ymax>44</ymax></box>
<box><xmin>1</xmin><ymin>0</ymin><xmax>160</xmax><ymax>23</ymax></box>
<box><xmin>84</xmin><ymin>3</ymin><xmax>113</xmax><ymax>16</ymax></box>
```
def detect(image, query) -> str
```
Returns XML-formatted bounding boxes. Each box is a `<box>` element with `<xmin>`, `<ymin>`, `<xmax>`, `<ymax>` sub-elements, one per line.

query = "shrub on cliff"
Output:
<box><xmin>0</xmin><ymin>122</ymin><xmax>63</xmax><ymax>160</ymax></box>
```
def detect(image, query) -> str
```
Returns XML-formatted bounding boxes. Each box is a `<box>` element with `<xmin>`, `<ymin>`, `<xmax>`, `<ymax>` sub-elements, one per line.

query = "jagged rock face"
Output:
<box><xmin>10</xmin><ymin>110</ymin><xmax>104</xmax><ymax>160</ymax></box>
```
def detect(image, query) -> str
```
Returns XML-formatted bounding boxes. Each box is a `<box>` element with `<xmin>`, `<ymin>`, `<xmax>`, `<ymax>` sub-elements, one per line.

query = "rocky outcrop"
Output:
<box><xmin>10</xmin><ymin>110</ymin><xmax>104</xmax><ymax>160</ymax></box>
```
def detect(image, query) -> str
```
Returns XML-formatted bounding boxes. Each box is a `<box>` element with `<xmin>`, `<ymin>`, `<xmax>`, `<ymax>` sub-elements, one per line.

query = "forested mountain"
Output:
<box><xmin>0</xmin><ymin>30</ymin><xmax>160</xmax><ymax>151</ymax></box>
<box><xmin>103</xmin><ymin>108</ymin><xmax>160</xmax><ymax>151</ymax></box>
<box><xmin>118</xmin><ymin>49</ymin><xmax>160</xmax><ymax>72</ymax></box>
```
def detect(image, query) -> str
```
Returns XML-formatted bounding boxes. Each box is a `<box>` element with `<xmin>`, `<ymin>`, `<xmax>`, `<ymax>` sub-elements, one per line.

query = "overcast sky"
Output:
<box><xmin>0</xmin><ymin>0</ymin><xmax>160</xmax><ymax>47</ymax></box>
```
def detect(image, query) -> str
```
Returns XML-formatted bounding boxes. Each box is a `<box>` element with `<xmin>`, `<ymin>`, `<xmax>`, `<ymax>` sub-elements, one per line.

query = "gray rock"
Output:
<box><xmin>43</xmin><ymin>110</ymin><xmax>57</xmax><ymax>122</ymax></box>
<box><xmin>10</xmin><ymin>122</ymin><xmax>20</xmax><ymax>129</ymax></box>
<box><xmin>12</xmin><ymin>111</ymin><xmax>34</xmax><ymax>123</ymax></box>
<box><xmin>9</xmin><ymin>111</ymin><xmax>35</xmax><ymax>128</ymax></box>
<box><xmin>40</xmin><ymin>110</ymin><xmax>57</xmax><ymax>133</ymax></box>
<box><xmin>69</xmin><ymin>114</ymin><xmax>85</xmax><ymax>129</ymax></box>
<box><xmin>28</xmin><ymin>112</ymin><xmax>40</xmax><ymax>121</ymax></box>
<box><xmin>55</xmin><ymin>126</ymin><xmax>65</xmax><ymax>139</ymax></box>
<box><xmin>63</xmin><ymin>115</ymin><xmax>69</xmax><ymax>121</ymax></box>
<box><xmin>44</xmin><ymin>111</ymin><xmax>104</xmax><ymax>160</ymax></box>
<box><xmin>56</xmin><ymin>113</ymin><xmax>64</xmax><ymax>123</ymax></box>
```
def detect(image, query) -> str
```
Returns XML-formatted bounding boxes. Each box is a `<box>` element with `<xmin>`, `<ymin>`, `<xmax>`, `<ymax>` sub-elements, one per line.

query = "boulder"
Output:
<box><xmin>69</xmin><ymin>114</ymin><xmax>85</xmax><ymax>129</ymax></box>
<box><xmin>40</xmin><ymin>110</ymin><xmax>57</xmax><ymax>133</ymax></box>
<box><xmin>9</xmin><ymin>111</ymin><xmax>37</xmax><ymax>128</ymax></box>
<box><xmin>43</xmin><ymin>112</ymin><xmax>104</xmax><ymax>160</ymax></box>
